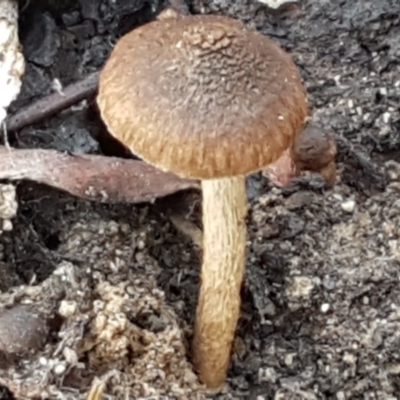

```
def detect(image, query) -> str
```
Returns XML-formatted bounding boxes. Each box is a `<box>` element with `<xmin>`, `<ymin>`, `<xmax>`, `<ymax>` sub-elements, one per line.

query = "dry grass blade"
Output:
<box><xmin>86</xmin><ymin>379</ymin><xmax>105</xmax><ymax>400</ymax></box>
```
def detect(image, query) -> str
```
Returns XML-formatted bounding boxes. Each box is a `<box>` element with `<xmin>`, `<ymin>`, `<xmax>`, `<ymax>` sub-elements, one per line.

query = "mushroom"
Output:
<box><xmin>97</xmin><ymin>15</ymin><xmax>307</xmax><ymax>388</ymax></box>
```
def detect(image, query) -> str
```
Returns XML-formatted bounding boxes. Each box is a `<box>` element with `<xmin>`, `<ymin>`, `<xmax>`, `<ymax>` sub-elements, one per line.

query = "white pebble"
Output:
<box><xmin>58</xmin><ymin>300</ymin><xmax>77</xmax><ymax>318</ymax></box>
<box><xmin>337</xmin><ymin>391</ymin><xmax>346</xmax><ymax>400</ymax></box>
<box><xmin>63</xmin><ymin>347</ymin><xmax>78</xmax><ymax>364</ymax></box>
<box><xmin>383</xmin><ymin>112</ymin><xmax>391</xmax><ymax>124</ymax></box>
<box><xmin>341</xmin><ymin>199</ymin><xmax>356</xmax><ymax>213</ymax></box>
<box><xmin>53</xmin><ymin>363</ymin><xmax>66</xmax><ymax>375</ymax></box>
<box><xmin>321</xmin><ymin>303</ymin><xmax>330</xmax><ymax>313</ymax></box>
<box><xmin>284</xmin><ymin>353</ymin><xmax>295</xmax><ymax>366</ymax></box>
<box><xmin>258</xmin><ymin>367</ymin><xmax>277</xmax><ymax>384</ymax></box>
<box><xmin>39</xmin><ymin>357</ymin><xmax>48</xmax><ymax>366</ymax></box>
<box><xmin>2</xmin><ymin>219</ymin><xmax>12</xmax><ymax>231</ymax></box>
<box><xmin>256</xmin><ymin>0</ymin><xmax>298</xmax><ymax>9</ymax></box>
<box><xmin>332</xmin><ymin>193</ymin><xmax>343</xmax><ymax>201</ymax></box>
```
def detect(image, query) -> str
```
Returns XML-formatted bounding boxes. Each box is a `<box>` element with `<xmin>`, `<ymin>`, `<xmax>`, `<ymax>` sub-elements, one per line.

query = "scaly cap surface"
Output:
<box><xmin>97</xmin><ymin>15</ymin><xmax>308</xmax><ymax>179</ymax></box>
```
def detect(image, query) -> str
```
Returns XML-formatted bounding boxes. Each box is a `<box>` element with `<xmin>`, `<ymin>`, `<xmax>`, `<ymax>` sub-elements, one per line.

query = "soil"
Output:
<box><xmin>1</xmin><ymin>0</ymin><xmax>400</xmax><ymax>399</ymax></box>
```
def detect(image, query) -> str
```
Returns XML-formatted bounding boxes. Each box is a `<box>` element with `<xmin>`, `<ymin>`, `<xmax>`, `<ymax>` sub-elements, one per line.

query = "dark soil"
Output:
<box><xmin>1</xmin><ymin>0</ymin><xmax>400</xmax><ymax>398</ymax></box>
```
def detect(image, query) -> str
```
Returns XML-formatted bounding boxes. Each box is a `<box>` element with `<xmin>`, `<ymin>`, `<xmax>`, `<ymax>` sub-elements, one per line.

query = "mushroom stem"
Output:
<box><xmin>194</xmin><ymin>176</ymin><xmax>248</xmax><ymax>388</ymax></box>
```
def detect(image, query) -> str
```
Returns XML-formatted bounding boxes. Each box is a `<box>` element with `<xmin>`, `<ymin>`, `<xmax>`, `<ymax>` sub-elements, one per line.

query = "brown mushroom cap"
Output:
<box><xmin>97</xmin><ymin>15</ymin><xmax>308</xmax><ymax>180</ymax></box>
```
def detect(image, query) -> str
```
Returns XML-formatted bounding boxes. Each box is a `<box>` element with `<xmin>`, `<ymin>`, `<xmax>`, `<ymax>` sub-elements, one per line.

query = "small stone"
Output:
<box><xmin>0</xmin><ymin>306</ymin><xmax>48</xmax><ymax>356</ymax></box>
<box><xmin>322</xmin><ymin>276</ymin><xmax>336</xmax><ymax>290</ymax></box>
<box><xmin>54</xmin><ymin>363</ymin><xmax>66</xmax><ymax>375</ymax></box>
<box><xmin>256</xmin><ymin>0</ymin><xmax>298</xmax><ymax>9</ymax></box>
<box><xmin>343</xmin><ymin>352</ymin><xmax>357</xmax><ymax>364</ymax></box>
<box><xmin>63</xmin><ymin>347</ymin><xmax>78</xmax><ymax>364</ymax></box>
<box><xmin>383</xmin><ymin>112</ymin><xmax>391</xmax><ymax>124</ymax></box>
<box><xmin>321</xmin><ymin>303</ymin><xmax>330</xmax><ymax>313</ymax></box>
<box><xmin>58</xmin><ymin>300</ymin><xmax>77</xmax><ymax>317</ymax></box>
<box><xmin>284</xmin><ymin>353</ymin><xmax>295</xmax><ymax>366</ymax></box>
<box><xmin>286</xmin><ymin>191</ymin><xmax>314</xmax><ymax>210</ymax></box>
<box><xmin>0</xmin><ymin>184</ymin><xmax>18</xmax><ymax>220</ymax></box>
<box><xmin>39</xmin><ymin>357</ymin><xmax>48</xmax><ymax>366</ymax></box>
<box><xmin>2</xmin><ymin>219</ymin><xmax>12</xmax><ymax>231</ymax></box>
<box><xmin>337</xmin><ymin>391</ymin><xmax>346</xmax><ymax>400</ymax></box>
<box><xmin>332</xmin><ymin>193</ymin><xmax>343</xmax><ymax>201</ymax></box>
<box><xmin>341</xmin><ymin>199</ymin><xmax>356</xmax><ymax>213</ymax></box>
<box><xmin>126</xmin><ymin>286</ymin><xmax>136</xmax><ymax>295</ymax></box>
<box><xmin>258</xmin><ymin>367</ymin><xmax>277</xmax><ymax>384</ymax></box>
<box><xmin>286</xmin><ymin>276</ymin><xmax>314</xmax><ymax>298</ymax></box>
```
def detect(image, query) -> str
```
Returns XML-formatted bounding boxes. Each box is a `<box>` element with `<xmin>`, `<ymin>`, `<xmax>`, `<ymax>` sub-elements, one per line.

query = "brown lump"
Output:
<box><xmin>263</xmin><ymin>124</ymin><xmax>338</xmax><ymax>187</ymax></box>
<box><xmin>291</xmin><ymin>124</ymin><xmax>337</xmax><ymax>186</ymax></box>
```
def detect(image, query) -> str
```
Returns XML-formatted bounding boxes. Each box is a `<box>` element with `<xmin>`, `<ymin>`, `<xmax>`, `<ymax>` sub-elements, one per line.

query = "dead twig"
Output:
<box><xmin>5</xmin><ymin>72</ymin><xmax>99</xmax><ymax>132</ymax></box>
<box><xmin>0</xmin><ymin>146</ymin><xmax>199</xmax><ymax>203</ymax></box>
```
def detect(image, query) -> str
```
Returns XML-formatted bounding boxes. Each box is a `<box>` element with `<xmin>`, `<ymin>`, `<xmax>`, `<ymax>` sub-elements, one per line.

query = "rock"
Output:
<box><xmin>0</xmin><ymin>305</ymin><xmax>48</xmax><ymax>357</ymax></box>
<box><xmin>341</xmin><ymin>199</ymin><xmax>356</xmax><ymax>213</ymax></box>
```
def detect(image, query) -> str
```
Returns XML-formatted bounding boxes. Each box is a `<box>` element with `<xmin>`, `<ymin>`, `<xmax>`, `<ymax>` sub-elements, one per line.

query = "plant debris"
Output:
<box><xmin>0</xmin><ymin>146</ymin><xmax>198</xmax><ymax>203</ymax></box>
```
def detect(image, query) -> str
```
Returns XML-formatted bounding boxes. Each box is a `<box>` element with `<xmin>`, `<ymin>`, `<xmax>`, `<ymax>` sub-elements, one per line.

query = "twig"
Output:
<box><xmin>0</xmin><ymin>146</ymin><xmax>199</xmax><ymax>203</ymax></box>
<box><xmin>5</xmin><ymin>72</ymin><xmax>100</xmax><ymax>132</ymax></box>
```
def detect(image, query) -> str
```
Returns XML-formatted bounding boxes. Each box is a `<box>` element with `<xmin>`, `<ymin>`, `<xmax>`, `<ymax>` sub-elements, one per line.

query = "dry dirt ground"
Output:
<box><xmin>0</xmin><ymin>0</ymin><xmax>400</xmax><ymax>399</ymax></box>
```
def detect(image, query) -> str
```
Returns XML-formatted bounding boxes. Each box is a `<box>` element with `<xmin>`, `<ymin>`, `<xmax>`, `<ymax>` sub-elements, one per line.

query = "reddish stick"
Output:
<box><xmin>0</xmin><ymin>146</ymin><xmax>199</xmax><ymax>203</ymax></box>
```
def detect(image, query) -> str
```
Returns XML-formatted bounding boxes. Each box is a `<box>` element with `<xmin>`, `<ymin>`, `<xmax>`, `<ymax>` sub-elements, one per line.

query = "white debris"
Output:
<box><xmin>258</xmin><ymin>367</ymin><xmax>277</xmax><ymax>383</ymax></box>
<box><xmin>348</xmin><ymin>99</ymin><xmax>354</xmax><ymax>109</ymax></box>
<box><xmin>341</xmin><ymin>199</ymin><xmax>356</xmax><ymax>213</ymax></box>
<box><xmin>2</xmin><ymin>218</ymin><xmax>12</xmax><ymax>231</ymax></box>
<box><xmin>0</xmin><ymin>0</ymin><xmax>25</xmax><ymax>126</ymax></box>
<box><xmin>53</xmin><ymin>363</ymin><xmax>66</xmax><ymax>376</ymax></box>
<box><xmin>0</xmin><ymin>184</ymin><xmax>17</xmax><ymax>234</ymax></box>
<box><xmin>286</xmin><ymin>276</ymin><xmax>314</xmax><ymax>298</ymax></box>
<box><xmin>58</xmin><ymin>300</ymin><xmax>78</xmax><ymax>318</ymax></box>
<box><xmin>321</xmin><ymin>303</ymin><xmax>330</xmax><ymax>313</ymax></box>
<box><xmin>379</xmin><ymin>87</ymin><xmax>387</xmax><ymax>96</ymax></box>
<box><xmin>256</xmin><ymin>0</ymin><xmax>298</xmax><ymax>9</ymax></box>
<box><xmin>382</xmin><ymin>111</ymin><xmax>391</xmax><ymax>124</ymax></box>
<box><xmin>0</xmin><ymin>184</ymin><xmax>16</xmax><ymax>219</ymax></box>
